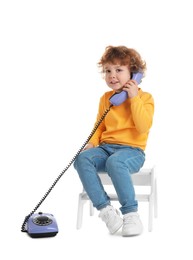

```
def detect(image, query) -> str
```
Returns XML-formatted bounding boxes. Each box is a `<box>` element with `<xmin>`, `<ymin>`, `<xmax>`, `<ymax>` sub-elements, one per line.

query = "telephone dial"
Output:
<box><xmin>21</xmin><ymin>71</ymin><xmax>143</xmax><ymax>238</ymax></box>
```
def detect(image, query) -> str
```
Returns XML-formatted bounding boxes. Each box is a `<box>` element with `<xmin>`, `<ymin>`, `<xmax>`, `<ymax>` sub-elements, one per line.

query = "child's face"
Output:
<box><xmin>103</xmin><ymin>63</ymin><xmax>131</xmax><ymax>91</ymax></box>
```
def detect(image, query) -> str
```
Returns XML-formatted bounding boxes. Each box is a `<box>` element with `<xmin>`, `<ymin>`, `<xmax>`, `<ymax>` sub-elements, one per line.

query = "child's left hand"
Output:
<box><xmin>122</xmin><ymin>80</ymin><xmax>138</xmax><ymax>98</ymax></box>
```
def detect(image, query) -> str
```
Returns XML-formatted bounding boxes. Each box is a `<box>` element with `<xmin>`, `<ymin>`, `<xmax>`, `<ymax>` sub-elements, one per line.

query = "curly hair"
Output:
<box><xmin>98</xmin><ymin>45</ymin><xmax>146</xmax><ymax>74</ymax></box>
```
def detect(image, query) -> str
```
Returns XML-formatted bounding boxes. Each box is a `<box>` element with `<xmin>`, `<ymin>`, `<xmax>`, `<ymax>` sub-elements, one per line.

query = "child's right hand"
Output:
<box><xmin>83</xmin><ymin>143</ymin><xmax>94</xmax><ymax>151</ymax></box>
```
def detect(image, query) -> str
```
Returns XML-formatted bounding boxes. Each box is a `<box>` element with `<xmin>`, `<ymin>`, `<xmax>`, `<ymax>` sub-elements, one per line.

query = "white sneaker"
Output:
<box><xmin>122</xmin><ymin>212</ymin><xmax>143</xmax><ymax>236</ymax></box>
<box><xmin>99</xmin><ymin>205</ymin><xmax>123</xmax><ymax>234</ymax></box>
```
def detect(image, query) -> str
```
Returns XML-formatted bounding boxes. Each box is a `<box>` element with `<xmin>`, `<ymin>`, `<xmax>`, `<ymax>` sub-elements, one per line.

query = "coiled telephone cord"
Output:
<box><xmin>21</xmin><ymin>104</ymin><xmax>113</xmax><ymax>232</ymax></box>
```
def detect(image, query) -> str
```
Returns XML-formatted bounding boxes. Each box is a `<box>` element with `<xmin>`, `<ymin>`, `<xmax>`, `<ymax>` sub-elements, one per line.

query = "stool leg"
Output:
<box><xmin>89</xmin><ymin>201</ymin><xmax>94</xmax><ymax>216</ymax></box>
<box><xmin>148</xmin><ymin>196</ymin><xmax>153</xmax><ymax>232</ymax></box>
<box><xmin>154</xmin><ymin>179</ymin><xmax>158</xmax><ymax>218</ymax></box>
<box><xmin>76</xmin><ymin>193</ymin><xmax>86</xmax><ymax>229</ymax></box>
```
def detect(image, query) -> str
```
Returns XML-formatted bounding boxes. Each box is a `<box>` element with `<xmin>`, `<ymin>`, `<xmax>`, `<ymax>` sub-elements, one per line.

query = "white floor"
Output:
<box><xmin>1</xmin><ymin>1</ymin><xmax>193</xmax><ymax>259</ymax></box>
<box><xmin>1</xmin><ymin>163</ymin><xmax>192</xmax><ymax>260</ymax></box>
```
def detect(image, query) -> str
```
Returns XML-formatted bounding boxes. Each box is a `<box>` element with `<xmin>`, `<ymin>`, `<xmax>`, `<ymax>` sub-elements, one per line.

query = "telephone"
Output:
<box><xmin>109</xmin><ymin>72</ymin><xmax>143</xmax><ymax>106</ymax></box>
<box><xmin>26</xmin><ymin>212</ymin><xmax>58</xmax><ymax>238</ymax></box>
<box><xmin>21</xmin><ymin>71</ymin><xmax>143</xmax><ymax>238</ymax></box>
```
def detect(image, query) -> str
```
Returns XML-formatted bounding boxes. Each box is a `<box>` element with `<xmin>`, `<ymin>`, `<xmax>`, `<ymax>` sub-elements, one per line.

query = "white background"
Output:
<box><xmin>0</xmin><ymin>0</ymin><xmax>193</xmax><ymax>259</ymax></box>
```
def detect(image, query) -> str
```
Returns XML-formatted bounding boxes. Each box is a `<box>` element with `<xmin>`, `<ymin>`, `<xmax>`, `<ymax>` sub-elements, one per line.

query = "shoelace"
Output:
<box><xmin>100</xmin><ymin>208</ymin><xmax>119</xmax><ymax>222</ymax></box>
<box><xmin>123</xmin><ymin>215</ymin><xmax>137</xmax><ymax>225</ymax></box>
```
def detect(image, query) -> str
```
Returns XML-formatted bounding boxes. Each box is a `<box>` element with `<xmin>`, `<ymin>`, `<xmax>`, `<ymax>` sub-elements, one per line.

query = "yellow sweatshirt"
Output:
<box><xmin>89</xmin><ymin>88</ymin><xmax>154</xmax><ymax>150</ymax></box>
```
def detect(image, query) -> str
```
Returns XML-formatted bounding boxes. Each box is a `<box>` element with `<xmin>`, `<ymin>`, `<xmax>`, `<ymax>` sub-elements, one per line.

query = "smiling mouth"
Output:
<box><xmin>110</xmin><ymin>81</ymin><xmax>119</xmax><ymax>84</ymax></box>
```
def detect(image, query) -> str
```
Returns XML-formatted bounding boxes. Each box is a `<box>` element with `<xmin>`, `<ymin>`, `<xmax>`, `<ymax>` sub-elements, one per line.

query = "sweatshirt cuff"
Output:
<box><xmin>129</xmin><ymin>95</ymin><xmax>141</xmax><ymax>104</ymax></box>
<box><xmin>89</xmin><ymin>140</ymin><xmax>98</xmax><ymax>147</ymax></box>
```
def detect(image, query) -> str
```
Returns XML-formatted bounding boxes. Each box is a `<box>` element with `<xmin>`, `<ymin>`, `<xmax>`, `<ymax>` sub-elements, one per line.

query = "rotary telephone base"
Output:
<box><xmin>26</xmin><ymin>212</ymin><xmax>58</xmax><ymax>238</ymax></box>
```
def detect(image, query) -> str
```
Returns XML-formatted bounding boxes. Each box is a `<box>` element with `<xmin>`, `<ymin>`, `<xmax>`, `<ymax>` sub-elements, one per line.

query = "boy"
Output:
<box><xmin>74</xmin><ymin>46</ymin><xmax>154</xmax><ymax>236</ymax></box>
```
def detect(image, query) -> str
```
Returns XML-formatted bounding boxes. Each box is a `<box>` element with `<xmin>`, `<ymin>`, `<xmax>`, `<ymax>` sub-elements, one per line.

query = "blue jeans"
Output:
<box><xmin>74</xmin><ymin>143</ymin><xmax>145</xmax><ymax>215</ymax></box>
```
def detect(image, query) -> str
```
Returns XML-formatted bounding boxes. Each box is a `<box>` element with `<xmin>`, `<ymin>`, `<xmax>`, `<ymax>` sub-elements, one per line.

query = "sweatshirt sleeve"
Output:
<box><xmin>89</xmin><ymin>95</ymin><xmax>107</xmax><ymax>146</ymax></box>
<box><xmin>129</xmin><ymin>92</ymin><xmax>154</xmax><ymax>134</ymax></box>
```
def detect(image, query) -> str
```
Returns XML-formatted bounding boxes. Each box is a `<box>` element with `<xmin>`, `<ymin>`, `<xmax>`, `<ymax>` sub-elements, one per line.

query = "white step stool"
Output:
<box><xmin>76</xmin><ymin>166</ymin><xmax>157</xmax><ymax>232</ymax></box>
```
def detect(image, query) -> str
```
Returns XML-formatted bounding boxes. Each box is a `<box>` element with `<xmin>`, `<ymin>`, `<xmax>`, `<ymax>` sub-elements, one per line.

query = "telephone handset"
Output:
<box><xmin>109</xmin><ymin>72</ymin><xmax>143</xmax><ymax>106</ymax></box>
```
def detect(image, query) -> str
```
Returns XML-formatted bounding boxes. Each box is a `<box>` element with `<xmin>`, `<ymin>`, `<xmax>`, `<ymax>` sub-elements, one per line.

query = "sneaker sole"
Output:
<box><xmin>122</xmin><ymin>228</ymin><xmax>143</xmax><ymax>237</ymax></box>
<box><xmin>110</xmin><ymin>219</ymin><xmax>123</xmax><ymax>234</ymax></box>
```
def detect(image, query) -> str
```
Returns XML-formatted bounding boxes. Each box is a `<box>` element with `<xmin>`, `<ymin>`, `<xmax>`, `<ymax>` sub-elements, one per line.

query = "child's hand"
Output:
<box><xmin>83</xmin><ymin>143</ymin><xmax>94</xmax><ymax>151</ymax></box>
<box><xmin>123</xmin><ymin>79</ymin><xmax>138</xmax><ymax>98</ymax></box>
